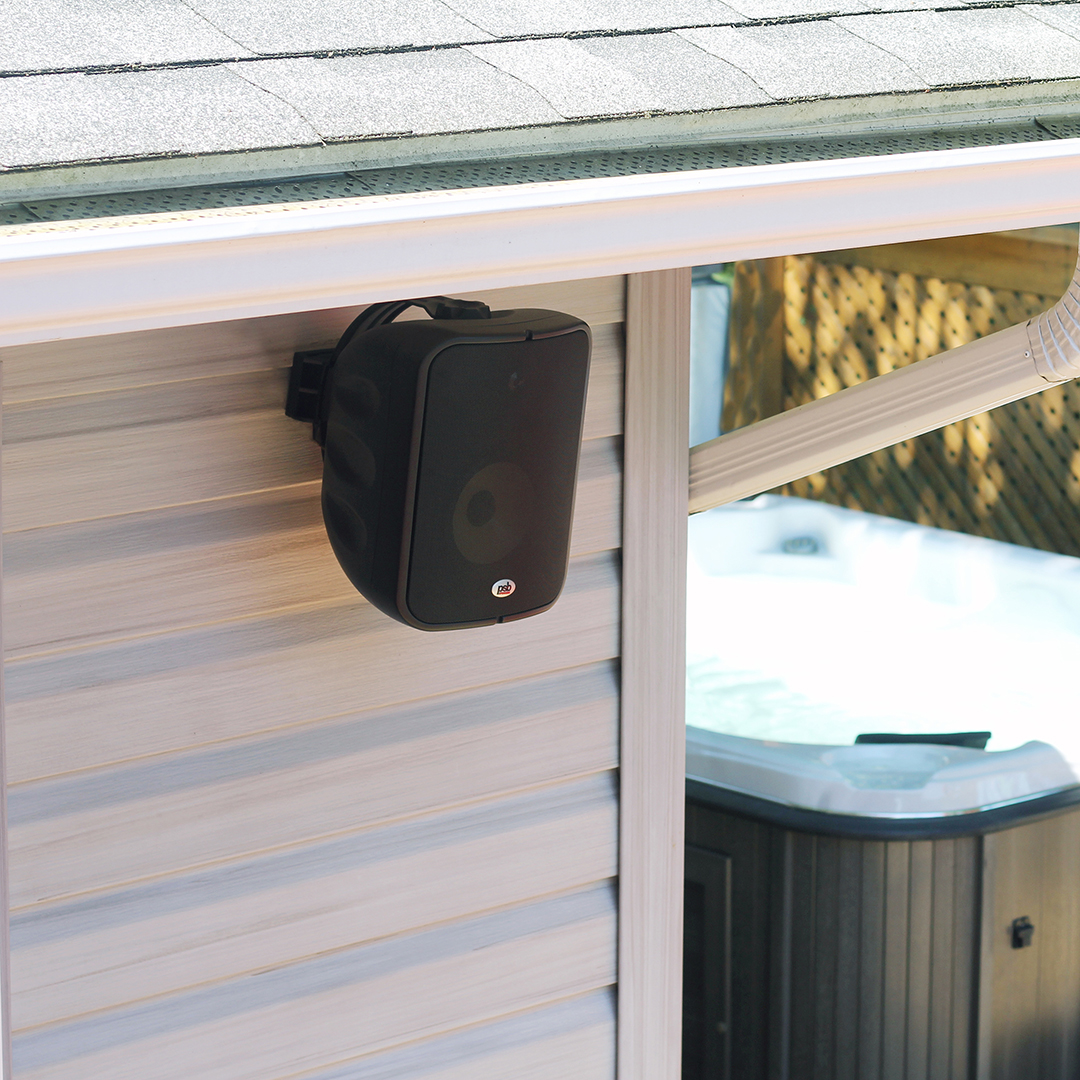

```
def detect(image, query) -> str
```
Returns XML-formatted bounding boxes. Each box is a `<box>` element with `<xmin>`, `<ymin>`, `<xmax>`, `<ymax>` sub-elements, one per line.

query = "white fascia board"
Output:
<box><xmin>2</xmin><ymin>138</ymin><xmax>1080</xmax><ymax>348</ymax></box>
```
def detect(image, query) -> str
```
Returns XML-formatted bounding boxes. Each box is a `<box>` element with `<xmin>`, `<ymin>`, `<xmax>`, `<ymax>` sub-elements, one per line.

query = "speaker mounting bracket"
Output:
<box><xmin>285</xmin><ymin>349</ymin><xmax>334</xmax><ymax>439</ymax></box>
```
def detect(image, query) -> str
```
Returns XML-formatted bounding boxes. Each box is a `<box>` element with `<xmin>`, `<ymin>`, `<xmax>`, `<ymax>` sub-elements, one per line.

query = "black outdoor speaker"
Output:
<box><xmin>286</xmin><ymin>297</ymin><xmax>592</xmax><ymax>631</ymax></box>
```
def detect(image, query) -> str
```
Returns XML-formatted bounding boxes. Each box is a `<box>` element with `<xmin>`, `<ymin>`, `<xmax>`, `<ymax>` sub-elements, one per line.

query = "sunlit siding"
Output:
<box><xmin>1</xmin><ymin>277</ymin><xmax>624</xmax><ymax>1080</ymax></box>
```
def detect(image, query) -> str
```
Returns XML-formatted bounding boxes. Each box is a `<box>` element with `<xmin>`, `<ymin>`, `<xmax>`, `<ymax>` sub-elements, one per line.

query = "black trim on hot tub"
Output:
<box><xmin>686</xmin><ymin>776</ymin><xmax>1080</xmax><ymax>840</ymax></box>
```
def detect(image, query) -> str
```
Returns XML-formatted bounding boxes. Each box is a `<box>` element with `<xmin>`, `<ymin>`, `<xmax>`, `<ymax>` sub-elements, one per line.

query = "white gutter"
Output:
<box><xmin>1</xmin><ymin>138</ymin><xmax>1080</xmax><ymax>349</ymax></box>
<box><xmin>688</xmin><ymin>241</ymin><xmax>1080</xmax><ymax>513</ymax></box>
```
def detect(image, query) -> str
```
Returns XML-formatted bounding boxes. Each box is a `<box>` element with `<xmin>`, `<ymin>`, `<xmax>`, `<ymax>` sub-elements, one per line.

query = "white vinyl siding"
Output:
<box><xmin>1</xmin><ymin>277</ymin><xmax>624</xmax><ymax>1080</ymax></box>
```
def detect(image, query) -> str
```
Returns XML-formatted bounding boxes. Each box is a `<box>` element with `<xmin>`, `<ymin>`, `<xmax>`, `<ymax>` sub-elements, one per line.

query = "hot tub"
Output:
<box><xmin>687</xmin><ymin>492</ymin><xmax>1080</xmax><ymax>821</ymax></box>
<box><xmin>683</xmin><ymin>497</ymin><xmax>1080</xmax><ymax>1080</ymax></box>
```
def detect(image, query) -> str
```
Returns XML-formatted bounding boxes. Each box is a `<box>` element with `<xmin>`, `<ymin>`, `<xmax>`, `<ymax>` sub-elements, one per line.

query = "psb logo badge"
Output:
<box><xmin>492</xmin><ymin>579</ymin><xmax>516</xmax><ymax>598</ymax></box>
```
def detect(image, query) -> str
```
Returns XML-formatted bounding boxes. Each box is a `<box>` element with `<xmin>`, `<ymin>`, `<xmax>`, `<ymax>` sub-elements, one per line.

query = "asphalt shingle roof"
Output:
<box><xmin>2</xmin><ymin>68</ymin><xmax>319</xmax><ymax>168</ymax></box>
<box><xmin>2</xmin><ymin>0</ymin><xmax>1080</xmax><ymax>202</ymax></box>
<box><xmin>837</xmin><ymin>8</ymin><xmax>1080</xmax><ymax>82</ymax></box>
<box><xmin>678</xmin><ymin>22</ymin><xmax>926</xmax><ymax>98</ymax></box>
<box><xmin>235</xmin><ymin>52</ymin><xmax>561</xmax><ymax>139</ymax></box>
<box><xmin>181</xmin><ymin>0</ymin><xmax>490</xmax><ymax>55</ymax></box>
<box><xmin>0</xmin><ymin>0</ymin><xmax>253</xmax><ymax>72</ymax></box>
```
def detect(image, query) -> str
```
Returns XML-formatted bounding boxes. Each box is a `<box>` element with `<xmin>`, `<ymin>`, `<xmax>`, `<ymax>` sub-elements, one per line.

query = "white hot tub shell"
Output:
<box><xmin>687</xmin><ymin>495</ymin><xmax>1080</xmax><ymax>817</ymax></box>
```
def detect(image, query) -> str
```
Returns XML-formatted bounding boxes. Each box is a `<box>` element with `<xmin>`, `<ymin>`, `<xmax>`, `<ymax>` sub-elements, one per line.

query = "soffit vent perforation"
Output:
<box><xmin>1</xmin><ymin>120</ymin><xmax>1066</xmax><ymax>229</ymax></box>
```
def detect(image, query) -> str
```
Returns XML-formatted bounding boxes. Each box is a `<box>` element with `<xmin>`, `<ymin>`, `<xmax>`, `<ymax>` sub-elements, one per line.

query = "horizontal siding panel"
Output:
<box><xmin>583</xmin><ymin>324</ymin><xmax>623</xmax><ymax>441</ymax></box>
<box><xmin>1</xmin><ymin>277</ymin><xmax>624</xmax><ymax>403</ymax></box>
<box><xmin>573</xmin><ymin>435</ymin><xmax>621</xmax><ymax>554</ymax></box>
<box><xmin>2</xmin><ymin>322</ymin><xmax>622</xmax><ymax>447</ymax></box>
<box><xmin>3</xmin><ymin>278</ymin><xmax>624</xmax><ymax>1079</ymax></box>
<box><xmin>4</xmin><ymin>408</ymin><xmax>323</xmax><ymax>533</ymax></box>
<box><xmin>4</xmin><ymin>366</ymin><xmax>292</xmax><ymax>443</ymax></box>
<box><xmin>5</xmin><ymin>483</ymin><xmax>333</xmax><ymax>657</ymax></box>
<box><xmin>2</xmin><ymin>333</ymin><xmax>619</xmax><ymax>532</ymax></box>
<box><xmin>3</xmin><ymin>315</ymin><xmax>331</xmax><ymax>402</ymax></box>
<box><xmin>13</xmin><ymin>883</ymin><xmax>616</xmax><ymax>1080</ymax></box>
<box><xmin>4</xmin><ymin>435</ymin><xmax>619</xmax><ymax>658</ymax></box>
<box><xmin>301</xmin><ymin>991</ymin><xmax>615</xmax><ymax>1080</ymax></box>
<box><xmin>12</xmin><ymin>773</ymin><xmax>617</xmax><ymax>1029</ymax></box>
<box><xmin>6</xmin><ymin>549</ymin><xmax>618</xmax><ymax>783</ymax></box>
<box><xmin>9</xmin><ymin>662</ymin><xmax>618</xmax><ymax>906</ymax></box>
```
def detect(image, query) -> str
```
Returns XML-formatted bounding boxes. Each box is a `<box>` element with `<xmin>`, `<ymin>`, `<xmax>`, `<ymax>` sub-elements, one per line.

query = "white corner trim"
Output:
<box><xmin>689</xmin><ymin>244</ymin><xmax>1080</xmax><ymax>513</ymax></box>
<box><xmin>2</xmin><ymin>138</ymin><xmax>1080</xmax><ymax>348</ymax></box>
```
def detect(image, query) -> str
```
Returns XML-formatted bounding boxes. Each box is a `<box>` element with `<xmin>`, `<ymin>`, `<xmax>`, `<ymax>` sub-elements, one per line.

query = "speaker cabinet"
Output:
<box><xmin>319</xmin><ymin>307</ymin><xmax>591</xmax><ymax>630</ymax></box>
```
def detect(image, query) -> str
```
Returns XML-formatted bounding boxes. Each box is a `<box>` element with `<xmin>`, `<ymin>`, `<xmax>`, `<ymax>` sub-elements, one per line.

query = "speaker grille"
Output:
<box><xmin>405</xmin><ymin>331</ymin><xmax>590</xmax><ymax>626</ymax></box>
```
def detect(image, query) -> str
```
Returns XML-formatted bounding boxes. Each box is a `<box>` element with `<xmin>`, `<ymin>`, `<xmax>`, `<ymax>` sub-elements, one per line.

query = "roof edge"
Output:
<box><xmin>3</xmin><ymin>79</ymin><xmax>1080</xmax><ymax>205</ymax></box>
<box><xmin>3</xmin><ymin>137</ymin><xmax>1080</xmax><ymax>350</ymax></box>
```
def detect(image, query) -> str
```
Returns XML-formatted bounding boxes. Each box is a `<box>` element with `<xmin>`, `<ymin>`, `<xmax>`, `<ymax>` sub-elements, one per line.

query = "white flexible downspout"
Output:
<box><xmin>688</xmin><ymin>243</ymin><xmax>1080</xmax><ymax>513</ymax></box>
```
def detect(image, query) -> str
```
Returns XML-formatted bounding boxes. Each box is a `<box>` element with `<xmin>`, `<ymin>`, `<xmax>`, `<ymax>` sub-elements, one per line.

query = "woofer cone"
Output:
<box><xmin>452</xmin><ymin>462</ymin><xmax>535</xmax><ymax>564</ymax></box>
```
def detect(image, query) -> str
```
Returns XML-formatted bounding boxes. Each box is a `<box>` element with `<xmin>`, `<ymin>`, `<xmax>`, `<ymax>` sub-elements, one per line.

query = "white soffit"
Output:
<box><xmin>2</xmin><ymin>137</ymin><xmax>1080</xmax><ymax>348</ymax></box>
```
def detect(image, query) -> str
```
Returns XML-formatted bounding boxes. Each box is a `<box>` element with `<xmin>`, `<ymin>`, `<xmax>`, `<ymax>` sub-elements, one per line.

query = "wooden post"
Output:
<box><xmin>620</xmin><ymin>269</ymin><xmax>690</xmax><ymax>1080</ymax></box>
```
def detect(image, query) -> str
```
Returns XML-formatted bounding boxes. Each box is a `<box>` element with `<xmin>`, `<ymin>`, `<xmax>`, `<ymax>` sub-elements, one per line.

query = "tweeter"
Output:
<box><xmin>286</xmin><ymin>297</ymin><xmax>592</xmax><ymax>630</ymax></box>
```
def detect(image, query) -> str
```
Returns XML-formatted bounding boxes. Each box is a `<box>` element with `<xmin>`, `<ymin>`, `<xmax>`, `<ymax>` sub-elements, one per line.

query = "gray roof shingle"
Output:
<box><xmin>716</xmin><ymin>0</ymin><xmax>866</xmax><ymax>16</ymax></box>
<box><xmin>2</xmin><ymin>0</ymin><xmax>1080</xmax><ymax>198</ymax></box>
<box><xmin>181</xmin><ymin>0</ymin><xmax>491</xmax><ymax>55</ymax></box>
<box><xmin>0</xmin><ymin>0</ymin><xmax>252</xmax><ymax>72</ymax></box>
<box><xmin>678</xmin><ymin>21</ymin><xmax>927</xmax><ymax>99</ymax></box>
<box><xmin>0</xmin><ymin>68</ymin><xmax>318</xmax><ymax>169</ymax></box>
<box><xmin>837</xmin><ymin>8</ymin><xmax>1080</xmax><ymax>85</ymax></box>
<box><xmin>468</xmin><ymin>34</ymin><xmax>768</xmax><ymax>119</ymax></box>
<box><xmin>1024</xmin><ymin>1</ymin><xmax>1080</xmax><ymax>37</ymax></box>
<box><xmin>232</xmin><ymin>51</ymin><xmax>561</xmax><ymax>140</ymax></box>
<box><xmin>569</xmin><ymin>34</ymin><xmax>771</xmax><ymax>111</ymax></box>
<box><xmin>437</xmin><ymin>0</ymin><xmax>743</xmax><ymax>36</ymax></box>
<box><xmin>852</xmin><ymin>0</ymin><xmax>967</xmax><ymax>9</ymax></box>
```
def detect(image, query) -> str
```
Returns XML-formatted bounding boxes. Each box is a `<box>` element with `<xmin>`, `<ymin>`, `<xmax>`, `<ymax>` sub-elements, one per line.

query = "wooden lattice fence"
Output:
<box><xmin>721</xmin><ymin>229</ymin><xmax>1080</xmax><ymax>556</ymax></box>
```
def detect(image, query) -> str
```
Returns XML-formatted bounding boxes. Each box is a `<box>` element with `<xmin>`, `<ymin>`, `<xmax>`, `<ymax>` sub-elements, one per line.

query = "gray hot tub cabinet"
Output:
<box><xmin>685</xmin><ymin>779</ymin><xmax>1080</xmax><ymax>1080</ymax></box>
